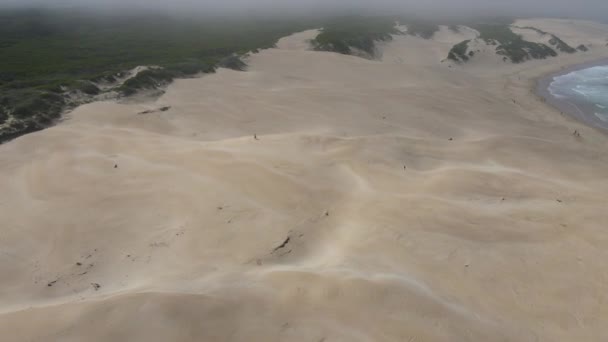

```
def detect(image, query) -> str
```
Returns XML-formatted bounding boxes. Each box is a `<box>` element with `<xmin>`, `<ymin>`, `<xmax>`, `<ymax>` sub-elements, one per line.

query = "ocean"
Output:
<box><xmin>548</xmin><ymin>65</ymin><xmax>608</xmax><ymax>125</ymax></box>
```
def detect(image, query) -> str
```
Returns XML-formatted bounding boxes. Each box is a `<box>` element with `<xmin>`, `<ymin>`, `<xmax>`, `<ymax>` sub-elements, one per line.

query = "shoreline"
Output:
<box><xmin>536</xmin><ymin>57</ymin><xmax>608</xmax><ymax>131</ymax></box>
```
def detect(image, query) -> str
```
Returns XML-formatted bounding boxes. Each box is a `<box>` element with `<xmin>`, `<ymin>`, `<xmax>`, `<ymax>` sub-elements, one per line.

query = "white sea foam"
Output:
<box><xmin>549</xmin><ymin>65</ymin><xmax>608</xmax><ymax>118</ymax></box>
<box><xmin>594</xmin><ymin>112</ymin><xmax>608</xmax><ymax>122</ymax></box>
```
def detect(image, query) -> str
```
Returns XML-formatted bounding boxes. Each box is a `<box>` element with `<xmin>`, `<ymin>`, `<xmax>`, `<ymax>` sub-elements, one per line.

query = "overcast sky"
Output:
<box><xmin>2</xmin><ymin>0</ymin><xmax>608</xmax><ymax>20</ymax></box>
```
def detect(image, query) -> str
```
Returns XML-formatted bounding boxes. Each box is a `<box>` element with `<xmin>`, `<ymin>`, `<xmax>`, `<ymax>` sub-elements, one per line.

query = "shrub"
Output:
<box><xmin>447</xmin><ymin>40</ymin><xmax>471</xmax><ymax>62</ymax></box>
<box><xmin>217</xmin><ymin>55</ymin><xmax>247</xmax><ymax>71</ymax></box>
<box><xmin>0</xmin><ymin>107</ymin><xmax>7</xmax><ymax>124</ymax></box>
<box><xmin>74</xmin><ymin>81</ymin><xmax>100</xmax><ymax>95</ymax></box>
<box><xmin>548</xmin><ymin>35</ymin><xmax>576</xmax><ymax>53</ymax></box>
<box><xmin>474</xmin><ymin>24</ymin><xmax>557</xmax><ymax>63</ymax></box>
<box><xmin>167</xmin><ymin>60</ymin><xmax>216</xmax><ymax>76</ymax></box>
<box><xmin>118</xmin><ymin>68</ymin><xmax>175</xmax><ymax>96</ymax></box>
<box><xmin>312</xmin><ymin>16</ymin><xmax>399</xmax><ymax>57</ymax></box>
<box><xmin>11</xmin><ymin>92</ymin><xmax>64</xmax><ymax>119</ymax></box>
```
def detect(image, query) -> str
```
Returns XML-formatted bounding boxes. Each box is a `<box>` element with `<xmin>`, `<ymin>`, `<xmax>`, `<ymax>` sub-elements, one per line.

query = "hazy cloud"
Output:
<box><xmin>2</xmin><ymin>0</ymin><xmax>608</xmax><ymax>20</ymax></box>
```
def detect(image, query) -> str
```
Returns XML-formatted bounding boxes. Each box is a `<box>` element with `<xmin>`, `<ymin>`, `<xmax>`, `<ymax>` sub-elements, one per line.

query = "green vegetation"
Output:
<box><xmin>447</xmin><ymin>39</ymin><xmax>471</xmax><ymax>62</ymax></box>
<box><xmin>117</xmin><ymin>68</ymin><xmax>174</xmax><ymax>96</ymax></box>
<box><xmin>513</xmin><ymin>26</ymin><xmax>575</xmax><ymax>53</ymax></box>
<box><xmin>0</xmin><ymin>9</ymin><xmax>317</xmax><ymax>142</ymax></box>
<box><xmin>311</xmin><ymin>16</ymin><xmax>399</xmax><ymax>56</ymax></box>
<box><xmin>446</xmin><ymin>22</ymin><xmax>579</xmax><ymax>64</ymax></box>
<box><xmin>217</xmin><ymin>55</ymin><xmax>248</xmax><ymax>71</ymax></box>
<box><xmin>117</xmin><ymin>60</ymin><xmax>223</xmax><ymax>96</ymax></box>
<box><xmin>473</xmin><ymin>24</ymin><xmax>557</xmax><ymax>63</ymax></box>
<box><xmin>0</xmin><ymin>10</ymin><xmax>582</xmax><ymax>142</ymax></box>
<box><xmin>74</xmin><ymin>81</ymin><xmax>101</xmax><ymax>95</ymax></box>
<box><xmin>311</xmin><ymin>16</ymin><xmax>443</xmax><ymax>57</ymax></box>
<box><xmin>548</xmin><ymin>35</ymin><xmax>576</xmax><ymax>53</ymax></box>
<box><xmin>0</xmin><ymin>10</ymin><xmax>304</xmax><ymax>82</ymax></box>
<box><xmin>3</xmin><ymin>11</ymin><xmax>432</xmax><ymax>141</ymax></box>
<box><xmin>0</xmin><ymin>87</ymin><xmax>65</xmax><ymax>141</ymax></box>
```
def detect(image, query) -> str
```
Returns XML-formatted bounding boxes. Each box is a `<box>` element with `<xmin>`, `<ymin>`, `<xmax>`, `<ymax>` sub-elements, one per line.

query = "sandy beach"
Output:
<box><xmin>1</xmin><ymin>19</ymin><xmax>608</xmax><ymax>341</ymax></box>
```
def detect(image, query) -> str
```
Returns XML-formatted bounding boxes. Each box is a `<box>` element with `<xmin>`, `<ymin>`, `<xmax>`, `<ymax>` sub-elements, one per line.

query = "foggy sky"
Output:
<box><xmin>2</xmin><ymin>0</ymin><xmax>608</xmax><ymax>21</ymax></box>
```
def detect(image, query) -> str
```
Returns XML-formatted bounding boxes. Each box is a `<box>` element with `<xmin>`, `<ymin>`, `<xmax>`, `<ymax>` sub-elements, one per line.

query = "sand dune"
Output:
<box><xmin>515</xmin><ymin>18</ymin><xmax>608</xmax><ymax>48</ymax></box>
<box><xmin>2</xmin><ymin>19</ymin><xmax>608</xmax><ymax>341</ymax></box>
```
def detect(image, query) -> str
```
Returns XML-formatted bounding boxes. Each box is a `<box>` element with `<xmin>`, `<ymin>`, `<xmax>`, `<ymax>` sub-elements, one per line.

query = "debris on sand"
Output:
<box><xmin>91</xmin><ymin>283</ymin><xmax>101</xmax><ymax>291</ymax></box>
<box><xmin>138</xmin><ymin>106</ymin><xmax>172</xmax><ymax>115</ymax></box>
<box><xmin>47</xmin><ymin>280</ymin><xmax>57</xmax><ymax>287</ymax></box>
<box><xmin>273</xmin><ymin>237</ymin><xmax>290</xmax><ymax>252</ymax></box>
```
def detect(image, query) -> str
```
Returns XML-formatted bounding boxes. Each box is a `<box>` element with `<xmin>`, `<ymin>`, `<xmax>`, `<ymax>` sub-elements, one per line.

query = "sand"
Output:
<box><xmin>1</xmin><ymin>19</ymin><xmax>608</xmax><ymax>341</ymax></box>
